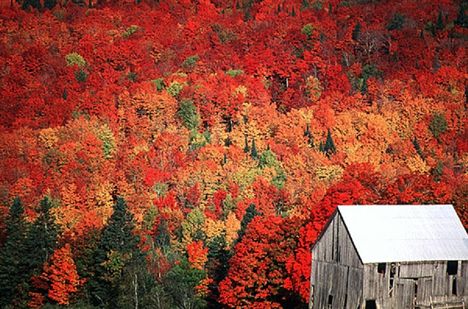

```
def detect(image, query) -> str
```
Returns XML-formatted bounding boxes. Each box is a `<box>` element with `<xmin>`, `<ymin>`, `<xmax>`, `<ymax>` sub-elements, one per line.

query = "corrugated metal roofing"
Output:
<box><xmin>337</xmin><ymin>205</ymin><xmax>468</xmax><ymax>263</ymax></box>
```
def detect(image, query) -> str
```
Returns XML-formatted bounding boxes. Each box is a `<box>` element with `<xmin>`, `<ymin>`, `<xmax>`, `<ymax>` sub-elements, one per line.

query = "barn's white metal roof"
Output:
<box><xmin>338</xmin><ymin>205</ymin><xmax>468</xmax><ymax>263</ymax></box>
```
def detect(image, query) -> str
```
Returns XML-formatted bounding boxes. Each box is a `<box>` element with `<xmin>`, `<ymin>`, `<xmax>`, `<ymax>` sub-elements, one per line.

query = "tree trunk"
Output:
<box><xmin>134</xmin><ymin>273</ymin><xmax>138</xmax><ymax>309</ymax></box>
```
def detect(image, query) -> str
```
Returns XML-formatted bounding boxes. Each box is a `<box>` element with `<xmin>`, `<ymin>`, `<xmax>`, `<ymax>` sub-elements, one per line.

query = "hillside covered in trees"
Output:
<box><xmin>0</xmin><ymin>0</ymin><xmax>466</xmax><ymax>307</ymax></box>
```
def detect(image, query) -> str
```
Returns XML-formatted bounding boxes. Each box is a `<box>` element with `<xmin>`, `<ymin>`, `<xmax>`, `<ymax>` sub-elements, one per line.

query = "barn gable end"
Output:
<box><xmin>310</xmin><ymin>211</ymin><xmax>363</xmax><ymax>309</ymax></box>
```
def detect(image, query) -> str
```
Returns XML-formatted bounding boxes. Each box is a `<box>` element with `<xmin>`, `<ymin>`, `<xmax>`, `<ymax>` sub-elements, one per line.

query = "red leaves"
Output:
<box><xmin>219</xmin><ymin>216</ymin><xmax>300</xmax><ymax>307</ymax></box>
<box><xmin>187</xmin><ymin>240</ymin><xmax>208</xmax><ymax>270</ymax></box>
<box><xmin>144</xmin><ymin>167</ymin><xmax>170</xmax><ymax>187</ymax></box>
<box><xmin>0</xmin><ymin>1</ymin><xmax>466</xmax><ymax>307</ymax></box>
<box><xmin>252</xmin><ymin>177</ymin><xmax>289</xmax><ymax>216</ymax></box>
<box><xmin>29</xmin><ymin>244</ymin><xmax>83</xmax><ymax>307</ymax></box>
<box><xmin>45</xmin><ymin>244</ymin><xmax>83</xmax><ymax>305</ymax></box>
<box><xmin>383</xmin><ymin>174</ymin><xmax>453</xmax><ymax>205</ymax></box>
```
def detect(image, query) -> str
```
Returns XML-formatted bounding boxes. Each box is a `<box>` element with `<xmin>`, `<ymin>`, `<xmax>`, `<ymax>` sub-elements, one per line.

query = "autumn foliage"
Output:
<box><xmin>0</xmin><ymin>0</ymin><xmax>466</xmax><ymax>307</ymax></box>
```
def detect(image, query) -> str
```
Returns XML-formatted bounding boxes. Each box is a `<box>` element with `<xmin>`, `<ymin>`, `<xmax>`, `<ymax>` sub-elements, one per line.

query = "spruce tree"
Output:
<box><xmin>455</xmin><ymin>2</ymin><xmax>468</xmax><ymax>28</ymax></box>
<box><xmin>250</xmin><ymin>139</ymin><xmax>258</xmax><ymax>159</ymax></box>
<box><xmin>43</xmin><ymin>0</ymin><xmax>56</xmax><ymax>9</ymax></box>
<box><xmin>25</xmin><ymin>197</ymin><xmax>59</xmax><ymax>276</ymax></box>
<box><xmin>243</xmin><ymin>135</ymin><xmax>250</xmax><ymax>153</ymax></box>
<box><xmin>178</xmin><ymin>99</ymin><xmax>200</xmax><ymax>131</ymax></box>
<box><xmin>436</xmin><ymin>11</ymin><xmax>444</xmax><ymax>30</ymax></box>
<box><xmin>323</xmin><ymin>129</ymin><xmax>336</xmax><ymax>157</ymax></box>
<box><xmin>429</xmin><ymin>112</ymin><xmax>447</xmax><ymax>141</ymax></box>
<box><xmin>304</xmin><ymin>124</ymin><xmax>314</xmax><ymax>147</ymax></box>
<box><xmin>224</xmin><ymin>136</ymin><xmax>232</xmax><ymax>147</ymax></box>
<box><xmin>0</xmin><ymin>198</ymin><xmax>30</xmax><ymax>307</ymax></box>
<box><xmin>352</xmin><ymin>22</ymin><xmax>361</xmax><ymax>41</ymax></box>
<box><xmin>154</xmin><ymin>218</ymin><xmax>171</xmax><ymax>250</ymax></box>
<box><xmin>304</xmin><ymin>123</ymin><xmax>311</xmax><ymax>137</ymax></box>
<box><xmin>412</xmin><ymin>137</ymin><xmax>424</xmax><ymax>159</ymax></box>
<box><xmin>207</xmin><ymin>235</ymin><xmax>230</xmax><ymax>288</ymax></box>
<box><xmin>21</xmin><ymin>0</ymin><xmax>41</xmax><ymax>10</ymax></box>
<box><xmin>90</xmin><ymin>196</ymin><xmax>145</xmax><ymax>308</ymax></box>
<box><xmin>235</xmin><ymin>203</ymin><xmax>259</xmax><ymax>244</ymax></box>
<box><xmin>222</xmin><ymin>153</ymin><xmax>228</xmax><ymax>166</ymax></box>
<box><xmin>164</xmin><ymin>259</ymin><xmax>206</xmax><ymax>308</ymax></box>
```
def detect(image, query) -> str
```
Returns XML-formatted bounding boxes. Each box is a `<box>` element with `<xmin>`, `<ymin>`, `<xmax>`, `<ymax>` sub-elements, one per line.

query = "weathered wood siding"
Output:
<box><xmin>310</xmin><ymin>213</ymin><xmax>363</xmax><ymax>309</ymax></box>
<box><xmin>362</xmin><ymin>261</ymin><xmax>468</xmax><ymax>308</ymax></box>
<box><xmin>462</xmin><ymin>261</ymin><xmax>468</xmax><ymax>297</ymax></box>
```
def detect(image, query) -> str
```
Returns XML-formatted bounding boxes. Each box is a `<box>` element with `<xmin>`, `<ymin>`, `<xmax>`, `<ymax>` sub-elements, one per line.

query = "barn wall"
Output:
<box><xmin>362</xmin><ymin>260</ymin><xmax>468</xmax><ymax>308</ymax></box>
<box><xmin>310</xmin><ymin>213</ymin><xmax>363</xmax><ymax>309</ymax></box>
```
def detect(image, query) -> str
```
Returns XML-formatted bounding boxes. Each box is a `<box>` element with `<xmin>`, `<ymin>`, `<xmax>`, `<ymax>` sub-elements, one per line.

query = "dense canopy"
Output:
<box><xmin>0</xmin><ymin>0</ymin><xmax>466</xmax><ymax>307</ymax></box>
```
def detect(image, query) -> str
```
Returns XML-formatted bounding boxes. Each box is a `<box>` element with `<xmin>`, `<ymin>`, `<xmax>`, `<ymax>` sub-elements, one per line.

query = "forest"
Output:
<box><xmin>0</xmin><ymin>0</ymin><xmax>466</xmax><ymax>307</ymax></box>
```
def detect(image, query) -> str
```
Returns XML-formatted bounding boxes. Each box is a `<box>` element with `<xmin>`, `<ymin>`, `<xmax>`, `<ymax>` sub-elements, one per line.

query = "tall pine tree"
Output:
<box><xmin>0</xmin><ymin>198</ymin><xmax>30</xmax><ymax>307</ymax></box>
<box><xmin>250</xmin><ymin>139</ymin><xmax>258</xmax><ymax>159</ymax></box>
<box><xmin>235</xmin><ymin>203</ymin><xmax>259</xmax><ymax>245</ymax></box>
<box><xmin>90</xmin><ymin>196</ymin><xmax>146</xmax><ymax>308</ymax></box>
<box><xmin>323</xmin><ymin>129</ymin><xmax>336</xmax><ymax>157</ymax></box>
<box><xmin>26</xmin><ymin>197</ymin><xmax>59</xmax><ymax>276</ymax></box>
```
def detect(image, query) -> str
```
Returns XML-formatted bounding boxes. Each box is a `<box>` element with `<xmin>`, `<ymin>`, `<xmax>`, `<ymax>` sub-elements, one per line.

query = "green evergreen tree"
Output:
<box><xmin>90</xmin><ymin>197</ymin><xmax>145</xmax><ymax>308</ymax></box>
<box><xmin>26</xmin><ymin>197</ymin><xmax>59</xmax><ymax>275</ymax></box>
<box><xmin>436</xmin><ymin>11</ymin><xmax>444</xmax><ymax>30</ymax></box>
<box><xmin>455</xmin><ymin>1</ymin><xmax>468</xmax><ymax>28</ymax></box>
<box><xmin>235</xmin><ymin>204</ymin><xmax>259</xmax><ymax>244</ymax></box>
<box><xmin>206</xmin><ymin>234</ymin><xmax>230</xmax><ymax>304</ymax></box>
<box><xmin>323</xmin><ymin>129</ymin><xmax>336</xmax><ymax>157</ymax></box>
<box><xmin>0</xmin><ymin>198</ymin><xmax>30</xmax><ymax>308</ymax></box>
<box><xmin>387</xmin><ymin>13</ymin><xmax>405</xmax><ymax>31</ymax></box>
<box><xmin>178</xmin><ymin>99</ymin><xmax>200</xmax><ymax>131</ymax></box>
<box><xmin>412</xmin><ymin>137</ymin><xmax>424</xmax><ymax>159</ymax></box>
<box><xmin>222</xmin><ymin>153</ymin><xmax>228</xmax><ymax>166</ymax></box>
<box><xmin>304</xmin><ymin>124</ymin><xmax>314</xmax><ymax>147</ymax></box>
<box><xmin>21</xmin><ymin>0</ymin><xmax>41</xmax><ymax>10</ymax></box>
<box><xmin>74</xmin><ymin>229</ymin><xmax>101</xmax><ymax>306</ymax></box>
<box><xmin>303</xmin><ymin>123</ymin><xmax>311</xmax><ymax>137</ymax></box>
<box><xmin>319</xmin><ymin>140</ymin><xmax>324</xmax><ymax>153</ymax></box>
<box><xmin>352</xmin><ymin>22</ymin><xmax>361</xmax><ymax>41</ymax></box>
<box><xmin>43</xmin><ymin>0</ymin><xmax>56</xmax><ymax>9</ymax></box>
<box><xmin>154</xmin><ymin>218</ymin><xmax>171</xmax><ymax>250</ymax></box>
<box><xmin>429</xmin><ymin>112</ymin><xmax>447</xmax><ymax>141</ymax></box>
<box><xmin>250</xmin><ymin>139</ymin><xmax>258</xmax><ymax>159</ymax></box>
<box><xmin>164</xmin><ymin>259</ymin><xmax>206</xmax><ymax>308</ymax></box>
<box><xmin>243</xmin><ymin>135</ymin><xmax>250</xmax><ymax>153</ymax></box>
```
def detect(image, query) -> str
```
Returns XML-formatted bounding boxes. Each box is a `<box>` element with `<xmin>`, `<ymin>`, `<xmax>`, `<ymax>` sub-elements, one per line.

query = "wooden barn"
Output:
<box><xmin>309</xmin><ymin>205</ymin><xmax>468</xmax><ymax>309</ymax></box>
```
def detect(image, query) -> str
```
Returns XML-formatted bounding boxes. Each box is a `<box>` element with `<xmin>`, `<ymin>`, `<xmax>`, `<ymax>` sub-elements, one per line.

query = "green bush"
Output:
<box><xmin>122</xmin><ymin>25</ymin><xmax>140</xmax><ymax>38</ymax></box>
<box><xmin>301</xmin><ymin>24</ymin><xmax>314</xmax><ymax>37</ymax></box>
<box><xmin>387</xmin><ymin>13</ymin><xmax>405</xmax><ymax>31</ymax></box>
<box><xmin>66</xmin><ymin>52</ymin><xmax>86</xmax><ymax>68</ymax></box>
<box><xmin>127</xmin><ymin>71</ymin><xmax>138</xmax><ymax>82</ymax></box>
<box><xmin>75</xmin><ymin>69</ymin><xmax>88</xmax><ymax>83</ymax></box>
<box><xmin>182</xmin><ymin>55</ymin><xmax>199</xmax><ymax>69</ymax></box>
<box><xmin>167</xmin><ymin>82</ymin><xmax>184</xmax><ymax>97</ymax></box>
<box><xmin>152</xmin><ymin>78</ymin><xmax>166</xmax><ymax>91</ymax></box>
<box><xmin>98</xmin><ymin>124</ymin><xmax>116</xmax><ymax>159</ymax></box>
<box><xmin>226</xmin><ymin>69</ymin><xmax>244</xmax><ymax>77</ymax></box>
<box><xmin>178</xmin><ymin>99</ymin><xmax>200</xmax><ymax>130</ymax></box>
<box><xmin>429</xmin><ymin>112</ymin><xmax>447</xmax><ymax>140</ymax></box>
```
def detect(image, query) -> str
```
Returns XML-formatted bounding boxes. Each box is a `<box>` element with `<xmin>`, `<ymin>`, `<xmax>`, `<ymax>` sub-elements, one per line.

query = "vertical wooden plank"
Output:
<box><xmin>462</xmin><ymin>261</ymin><xmax>468</xmax><ymax>297</ymax></box>
<box><xmin>347</xmin><ymin>267</ymin><xmax>363</xmax><ymax>309</ymax></box>
<box><xmin>415</xmin><ymin>277</ymin><xmax>432</xmax><ymax>307</ymax></box>
<box><xmin>433</xmin><ymin>261</ymin><xmax>446</xmax><ymax>296</ymax></box>
<box><xmin>393</xmin><ymin>279</ymin><xmax>415</xmax><ymax>309</ymax></box>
